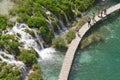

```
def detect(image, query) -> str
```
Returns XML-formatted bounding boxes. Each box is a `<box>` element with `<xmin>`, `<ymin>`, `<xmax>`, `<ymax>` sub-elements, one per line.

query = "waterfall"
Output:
<box><xmin>11</xmin><ymin>23</ymin><xmax>42</xmax><ymax>56</ymax></box>
<box><xmin>7</xmin><ymin>23</ymin><xmax>55</xmax><ymax>60</ymax></box>
<box><xmin>47</xmin><ymin>16</ymin><xmax>54</xmax><ymax>30</ymax></box>
<box><xmin>59</xmin><ymin>19</ymin><xmax>67</xmax><ymax>31</ymax></box>
<box><xmin>0</xmin><ymin>51</ymin><xmax>27</xmax><ymax>80</ymax></box>
<box><xmin>46</xmin><ymin>11</ymin><xmax>54</xmax><ymax>32</ymax></box>
<box><xmin>42</xmin><ymin>6</ymin><xmax>70</xmax><ymax>32</ymax></box>
<box><xmin>46</xmin><ymin>16</ymin><xmax>57</xmax><ymax>37</ymax></box>
<box><xmin>37</xmin><ymin>48</ymin><xmax>56</xmax><ymax>62</ymax></box>
<box><xmin>12</xmin><ymin>23</ymin><xmax>41</xmax><ymax>50</ymax></box>
<box><xmin>64</xmin><ymin>13</ymin><xmax>71</xmax><ymax>26</ymax></box>
<box><xmin>33</xmin><ymin>29</ymin><xmax>44</xmax><ymax>49</ymax></box>
<box><xmin>53</xmin><ymin>16</ymin><xmax>63</xmax><ymax>32</ymax></box>
<box><xmin>46</xmin><ymin>18</ymin><xmax>54</xmax><ymax>31</ymax></box>
<box><xmin>56</xmin><ymin>24</ymin><xmax>62</xmax><ymax>33</ymax></box>
<box><xmin>46</xmin><ymin>11</ymin><xmax>66</xmax><ymax>34</ymax></box>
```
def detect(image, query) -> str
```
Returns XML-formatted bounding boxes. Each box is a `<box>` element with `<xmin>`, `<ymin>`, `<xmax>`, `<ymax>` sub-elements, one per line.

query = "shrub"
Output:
<box><xmin>0</xmin><ymin>15</ymin><xmax>7</xmax><ymax>30</ymax></box>
<box><xmin>39</xmin><ymin>26</ymin><xmax>54</xmax><ymax>44</ymax></box>
<box><xmin>52</xmin><ymin>37</ymin><xmax>66</xmax><ymax>49</ymax></box>
<box><xmin>24</xmin><ymin>29</ymin><xmax>35</xmax><ymax>37</ymax></box>
<box><xmin>0</xmin><ymin>62</ymin><xmax>21</xmax><ymax>80</ymax></box>
<box><xmin>66</xmin><ymin>29</ymin><xmax>75</xmax><ymax>43</ymax></box>
<box><xmin>0</xmin><ymin>34</ymin><xmax>20</xmax><ymax>55</ymax></box>
<box><xmin>18</xmin><ymin>50</ymin><xmax>37</xmax><ymax>67</ymax></box>
<box><xmin>28</xmin><ymin>64</ymin><xmax>43</xmax><ymax>80</ymax></box>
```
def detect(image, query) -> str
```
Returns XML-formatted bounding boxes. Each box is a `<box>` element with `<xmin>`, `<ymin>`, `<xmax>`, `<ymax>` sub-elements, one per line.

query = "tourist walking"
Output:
<box><xmin>75</xmin><ymin>27</ymin><xmax>81</xmax><ymax>38</ymax></box>
<box><xmin>77</xmin><ymin>32</ymin><xmax>81</xmax><ymax>38</ymax></box>
<box><xmin>75</xmin><ymin>27</ymin><xmax>79</xmax><ymax>32</ymax></box>
<box><xmin>100</xmin><ymin>10</ymin><xmax>103</xmax><ymax>17</ymax></box>
<box><xmin>92</xmin><ymin>13</ymin><xmax>96</xmax><ymax>24</ymax></box>
<box><xmin>103</xmin><ymin>7</ymin><xmax>107</xmax><ymax>15</ymax></box>
<box><xmin>87</xmin><ymin>17</ymin><xmax>91</xmax><ymax>27</ymax></box>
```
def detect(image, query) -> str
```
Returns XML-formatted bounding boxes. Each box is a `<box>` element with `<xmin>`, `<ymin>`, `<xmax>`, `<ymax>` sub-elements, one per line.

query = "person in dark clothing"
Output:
<box><xmin>103</xmin><ymin>7</ymin><xmax>107</xmax><ymax>15</ymax></box>
<box><xmin>87</xmin><ymin>17</ymin><xmax>91</xmax><ymax>27</ymax></box>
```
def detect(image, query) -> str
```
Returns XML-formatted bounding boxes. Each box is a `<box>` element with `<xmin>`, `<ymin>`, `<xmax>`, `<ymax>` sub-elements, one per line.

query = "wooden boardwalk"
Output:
<box><xmin>58</xmin><ymin>3</ymin><xmax>120</xmax><ymax>80</ymax></box>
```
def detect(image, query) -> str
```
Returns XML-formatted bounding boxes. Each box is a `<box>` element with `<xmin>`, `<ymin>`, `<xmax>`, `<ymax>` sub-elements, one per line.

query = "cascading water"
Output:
<box><xmin>0</xmin><ymin>51</ymin><xmax>27</xmax><ymax>80</ymax></box>
<box><xmin>46</xmin><ymin>11</ymin><xmax>57</xmax><ymax>37</ymax></box>
<box><xmin>46</xmin><ymin>16</ymin><xmax>54</xmax><ymax>31</ymax></box>
<box><xmin>33</xmin><ymin>29</ymin><xmax>44</xmax><ymax>49</ymax></box>
<box><xmin>3</xmin><ymin>22</ymin><xmax>60</xmax><ymax>80</ymax></box>
<box><xmin>59</xmin><ymin>19</ymin><xmax>67</xmax><ymax>31</ymax></box>
<box><xmin>64</xmin><ymin>13</ymin><xmax>71</xmax><ymax>26</ymax></box>
<box><xmin>46</xmin><ymin>9</ymin><xmax>68</xmax><ymax>32</ymax></box>
<box><xmin>7</xmin><ymin>23</ymin><xmax>55</xmax><ymax>60</ymax></box>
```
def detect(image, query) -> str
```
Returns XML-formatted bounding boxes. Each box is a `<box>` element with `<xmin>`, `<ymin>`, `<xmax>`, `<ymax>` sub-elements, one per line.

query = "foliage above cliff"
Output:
<box><xmin>10</xmin><ymin>0</ymin><xmax>95</xmax><ymax>44</ymax></box>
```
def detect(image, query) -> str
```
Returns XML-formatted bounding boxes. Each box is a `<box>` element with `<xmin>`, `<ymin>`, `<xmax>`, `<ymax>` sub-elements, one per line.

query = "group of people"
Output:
<box><xmin>98</xmin><ymin>7</ymin><xmax>107</xmax><ymax>17</ymax></box>
<box><xmin>75</xmin><ymin>7</ymin><xmax>107</xmax><ymax>38</ymax></box>
<box><xmin>87</xmin><ymin>7</ymin><xmax>107</xmax><ymax>27</ymax></box>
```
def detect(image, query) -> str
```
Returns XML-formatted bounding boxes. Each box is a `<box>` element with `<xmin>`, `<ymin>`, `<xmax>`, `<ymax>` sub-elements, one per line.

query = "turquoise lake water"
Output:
<box><xmin>69</xmin><ymin>11</ymin><xmax>120</xmax><ymax>80</ymax></box>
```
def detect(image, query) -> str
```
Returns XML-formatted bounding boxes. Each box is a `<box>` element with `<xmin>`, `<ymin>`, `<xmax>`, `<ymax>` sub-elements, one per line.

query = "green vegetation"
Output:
<box><xmin>0</xmin><ymin>34</ymin><xmax>20</xmax><ymax>55</ymax></box>
<box><xmin>39</xmin><ymin>26</ymin><xmax>54</xmax><ymax>44</ymax></box>
<box><xmin>24</xmin><ymin>29</ymin><xmax>35</xmax><ymax>37</ymax></box>
<box><xmin>0</xmin><ymin>62</ymin><xmax>21</xmax><ymax>80</ymax></box>
<box><xmin>28</xmin><ymin>64</ymin><xmax>43</xmax><ymax>80</ymax></box>
<box><xmin>66</xmin><ymin>29</ymin><xmax>76</xmax><ymax>43</ymax></box>
<box><xmin>0</xmin><ymin>15</ymin><xmax>7</xmax><ymax>30</ymax></box>
<box><xmin>52</xmin><ymin>37</ymin><xmax>66</xmax><ymax>49</ymax></box>
<box><xmin>0</xmin><ymin>0</ymin><xmax>96</xmax><ymax>80</ymax></box>
<box><xmin>0</xmin><ymin>34</ymin><xmax>43</xmax><ymax>79</ymax></box>
<box><xmin>18</xmin><ymin>49</ymin><xmax>37</xmax><ymax>67</ymax></box>
<box><xmin>77</xmin><ymin>16</ymin><xmax>88</xmax><ymax>29</ymax></box>
<box><xmin>10</xmin><ymin>0</ymin><xmax>95</xmax><ymax>45</ymax></box>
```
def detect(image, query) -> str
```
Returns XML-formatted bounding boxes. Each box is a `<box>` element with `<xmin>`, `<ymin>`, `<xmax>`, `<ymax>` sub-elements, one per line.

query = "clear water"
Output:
<box><xmin>69</xmin><ymin>11</ymin><xmax>120</xmax><ymax>80</ymax></box>
<box><xmin>39</xmin><ymin>50</ymin><xmax>65</xmax><ymax>80</ymax></box>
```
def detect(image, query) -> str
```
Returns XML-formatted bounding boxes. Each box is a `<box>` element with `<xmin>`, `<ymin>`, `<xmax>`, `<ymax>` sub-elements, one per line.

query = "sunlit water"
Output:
<box><xmin>38</xmin><ymin>50</ymin><xmax>65</xmax><ymax>80</ymax></box>
<box><xmin>69</xmin><ymin>10</ymin><xmax>120</xmax><ymax>80</ymax></box>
